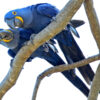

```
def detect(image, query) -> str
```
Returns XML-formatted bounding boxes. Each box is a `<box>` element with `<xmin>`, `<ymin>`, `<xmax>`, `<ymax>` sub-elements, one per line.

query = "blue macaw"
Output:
<box><xmin>0</xmin><ymin>28</ymin><xmax>89</xmax><ymax>97</ymax></box>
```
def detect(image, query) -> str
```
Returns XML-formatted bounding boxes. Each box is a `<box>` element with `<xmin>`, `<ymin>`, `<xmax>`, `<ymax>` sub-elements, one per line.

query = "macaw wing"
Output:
<box><xmin>36</xmin><ymin>3</ymin><xmax>59</xmax><ymax>18</ymax></box>
<box><xmin>56</xmin><ymin>30</ymin><xmax>94</xmax><ymax>85</ymax></box>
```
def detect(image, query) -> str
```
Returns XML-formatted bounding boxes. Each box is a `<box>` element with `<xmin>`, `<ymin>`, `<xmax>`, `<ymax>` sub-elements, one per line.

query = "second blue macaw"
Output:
<box><xmin>0</xmin><ymin>28</ymin><xmax>89</xmax><ymax>97</ymax></box>
<box><xmin>4</xmin><ymin>3</ymin><xmax>94</xmax><ymax>86</ymax></box>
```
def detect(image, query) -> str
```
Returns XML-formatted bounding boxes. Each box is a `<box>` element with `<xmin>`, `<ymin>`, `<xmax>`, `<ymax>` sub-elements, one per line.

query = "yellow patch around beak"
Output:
<box><xmin>15</xmin><ymin>16</ymin><xmax>24</xmax><ymax>24</ymax></box>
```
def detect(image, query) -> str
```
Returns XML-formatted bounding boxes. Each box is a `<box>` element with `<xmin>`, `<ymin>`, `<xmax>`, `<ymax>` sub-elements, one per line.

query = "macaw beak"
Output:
<box><xmin>5</xmin><ymin>16</ymin><xmax>24</xmax><ymax>29</ymax></box>
<box><xmin>5</xmin><ymin>19</ymin><xmax>16</xmax><ymax>29</ymax></box>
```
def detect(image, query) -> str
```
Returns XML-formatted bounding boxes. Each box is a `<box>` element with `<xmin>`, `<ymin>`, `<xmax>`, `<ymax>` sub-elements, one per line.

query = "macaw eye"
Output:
<box><xmin>12</xmin><ymin>11</ymin><xmax>17</xmax><ymax>15</ymax></box>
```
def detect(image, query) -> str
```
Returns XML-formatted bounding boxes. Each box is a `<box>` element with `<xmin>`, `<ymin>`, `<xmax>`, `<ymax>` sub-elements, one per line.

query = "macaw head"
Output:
<box><xmin>0</xmin><ymin>29</ymin><xmax>14</xmax><ymax>42</ymax></box>
<box><xmin>4</xmin><ymin>7</ymin><xmax>33</xmax><ymax>29</ymax></box>
<box><xmin>0</xmin><ymin>29</ymin><xmax>19</xmax><ymax>49</ymax></box>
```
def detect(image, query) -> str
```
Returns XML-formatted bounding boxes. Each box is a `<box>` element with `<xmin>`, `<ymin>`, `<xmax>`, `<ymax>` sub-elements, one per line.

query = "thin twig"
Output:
<box><xmin>32</xmin><ymin>54</ymin><xmax>100</xmax><ymax>100</ymax></box>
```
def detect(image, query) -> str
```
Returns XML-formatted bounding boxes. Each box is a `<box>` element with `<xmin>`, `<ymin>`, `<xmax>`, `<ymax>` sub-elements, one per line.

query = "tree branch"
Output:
<box><xmin>88</xmin><ymin>64</ymin><xmax>100</xmax><ymax>100</ymax></box>
<box><xmin>0</xmin><ymin>0</ymin><xmax>84</xmax><ymax>99</ymax></box>
<box><xmin>84</xmin><ymin>0</ymin><xmax>100</xmax><ymax>99</ymax></box>
<box><xmin>84</xmin><ymin>0</ymin><xmax>100</xmax><ymax>50</ymax></box>
<box><xmin>32</xmin><ymin>54</ymin><xmax>100</xmax><ymax>100</ymax></box>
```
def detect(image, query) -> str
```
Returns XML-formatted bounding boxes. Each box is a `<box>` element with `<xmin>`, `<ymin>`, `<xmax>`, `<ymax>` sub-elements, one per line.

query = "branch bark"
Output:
<box><xmin>0</xmin><ymin>0</ymin><xmax>84</xmax><ymax>99</ymax></box>
<box><xmin>84</xmin><ymin>0</ymin><xmax>100</xmax><ymax>100</ymax></box>
<box><xmin>84</xmin><ymin>0</ymin><xmax>100</xmax><ymax>50</ymax></box>
<box><xmin>32</xmin><ymin>54</ymin><xmax>100</xmax><ymax>100</ymax></box>
<box><xmin>88</xmin><ymin>64</ymin><xmax>100</xmax><ymax>100</ymax></box>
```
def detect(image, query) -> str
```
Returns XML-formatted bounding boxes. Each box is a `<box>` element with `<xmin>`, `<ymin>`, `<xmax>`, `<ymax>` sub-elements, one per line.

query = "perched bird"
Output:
<box><xmin>0</xmin><ymin>29</ymin><xmax>89</xmax><ymax>97</ymax></box>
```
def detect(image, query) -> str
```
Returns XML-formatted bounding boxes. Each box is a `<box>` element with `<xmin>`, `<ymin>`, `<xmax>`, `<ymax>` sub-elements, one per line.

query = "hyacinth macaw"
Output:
<box><xmin>0</xmin><ymin>29</ymin><xmax>89</xmax><ymax>96</ymax></box>
<box><xmin>4</xmin><ymin>2</ymin><xmax>94</xmax><ymax>88</ymax></box>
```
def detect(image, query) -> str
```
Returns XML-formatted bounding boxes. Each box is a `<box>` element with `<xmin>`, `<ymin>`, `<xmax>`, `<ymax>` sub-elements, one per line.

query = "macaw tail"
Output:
<box><xmin>42</xmin><ymin>47</ymin><xmax>89</xmax><ymax>97</ymax></box>
<box><xmin>55</xmin><ymin>30</ymin><xmax>94</xmax><ymax>85</ymax></box>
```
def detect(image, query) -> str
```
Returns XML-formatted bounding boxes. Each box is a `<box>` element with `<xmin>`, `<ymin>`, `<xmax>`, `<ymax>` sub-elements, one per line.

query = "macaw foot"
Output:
<box><xmin>22</xmin><ymin>41</ymin><xmax>29</xmax><ymax>46</ymax></box>
<box><xmin>51</xmin><ymin>17</ymin><xmax>57</xmax><ymax>22</ymax></box>
<box><xmin>43</xmin><ymin>41</ymin><xmax>58</xmax><ymax>53</ymax></box>
<box><xmin>10</xmin><ymin>59</ymin><xmax>14</xmax><ymax>67</ymax></box>
<box><xmin>22</xmin><ymin>34</ymin><xmax>37</xmax><ymax>46</ymax></box>
<box><xmin>30</xmin><ymin>34</ymin><xmax>37</xmax><ymax>45</ymax></box>
<box><xmin>70</xmin><ymin>69</ymin><xmax>76</xmax><ymax>77</ymax></box>
<box><xmin>47</xmin><ymin>42</ymin><xmax>58</xmax><ymax>53</ymax></box>
<box><xmin>43</xmin><ymin>43</ymin><xmax>49</xmax><ymax>52</ymax></box>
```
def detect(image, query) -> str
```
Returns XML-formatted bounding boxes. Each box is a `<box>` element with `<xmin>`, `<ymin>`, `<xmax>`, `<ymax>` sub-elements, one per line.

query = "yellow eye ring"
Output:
<box><xmin>2</xmin><ymin>29</ymin><xmax>13</xmax><ymax>42</ymax></box>
<box><xmin>12</xmin><ymin>11</ymin><xmax>17</xmax><ymax>15</ymax></box>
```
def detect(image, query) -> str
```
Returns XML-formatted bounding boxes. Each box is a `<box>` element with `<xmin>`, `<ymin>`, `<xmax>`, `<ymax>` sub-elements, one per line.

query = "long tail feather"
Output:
<box><xmin>55</xmin><ymin>30</ymin><xmax>94</xmax><ymax>85</ymax></box>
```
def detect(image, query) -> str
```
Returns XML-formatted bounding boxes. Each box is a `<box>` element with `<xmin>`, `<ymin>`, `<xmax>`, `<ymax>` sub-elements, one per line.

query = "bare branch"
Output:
<box><xmin>84</xmin><ymin>0</ymin><xmax>100</xmax><ymax>50</ymax></box>
<box><xmin>84</xmin><ymin>0</ymin><xmax>100</xmax><ymax>99</ymax></box>
<box><xmin>32</xmin><ymin>54</ymin><xmax>100</xmax><ymax>100</ymax></box>
<box><xmin>0</xmin><ymin>0</ymin><xmax>84</xmax><ymax>99</ymax></box>
<box><xmin>88</xmin><ymin>64</ymin><xmax>100</xmax><ymax>100</ymax></box>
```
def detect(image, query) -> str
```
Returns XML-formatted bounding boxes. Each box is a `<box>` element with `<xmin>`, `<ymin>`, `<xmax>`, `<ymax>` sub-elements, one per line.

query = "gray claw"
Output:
<box><xmin>30</xmin><ymin>34</ymin><xmax>37</xmax><ymax>44</ymax></box>
<box><xmin>66</xmin><ymin>24</ymin><xmax>80</xmax><ymax>38</ymax></box>
<box><xmin>48</xmin><ymin>44</ymin><xmax>58</xmax><ymax>53</ymax></box>
<box><xmin>43</xmin><ymin>43</ymin><xmax>49</xmax><ymax>52</ymax></box>
<box><xmin>51</xmin><ymin>17</ymin><xmax>56</xmax><ymax>22</ymax></box>
<box><xmin>69</xmin><ymin>25</ymin><xmax>80</xmax><ymax>38</ymax></box>
<box><xmin>10</xmin><ymin>59</ymin><xmax>14</xmax><ymax>67</ymax></box>
<box><xmin>47</xmin><ymin>41</ymin><xmax>58</xmax><ymax>53</ymax></box>
<box><xmin>43</xmin><ymin>41</ymin><xmax>58</xmax><ymax>53</ymax></box>
<box><xmin>23</xmin><ymin>41</ymin><xmax>29</xmax><ymax>46</ymax></box>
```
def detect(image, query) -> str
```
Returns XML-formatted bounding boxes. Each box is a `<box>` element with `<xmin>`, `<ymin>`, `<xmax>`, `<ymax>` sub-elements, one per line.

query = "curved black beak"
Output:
<box><xmin>5</xmin><ymin>17</ymin><xmax>23</xmax><ymax>29</ymax></box>
<box><xmin>5</xmin><ymin>19</ymin><xmax>16</xmax><ymax>29</ymax></box>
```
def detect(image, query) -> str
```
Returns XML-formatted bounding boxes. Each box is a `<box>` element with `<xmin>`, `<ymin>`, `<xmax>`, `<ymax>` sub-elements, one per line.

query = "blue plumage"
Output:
<box><xmin>0</xmin><ymin>29</ymin><xmax>89</xmax><ymax>97</ymax></box>
<box><xmin>4</xmin><ymin>3</ymin><xmax>94</xmax><ymax>96</ymax></box>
